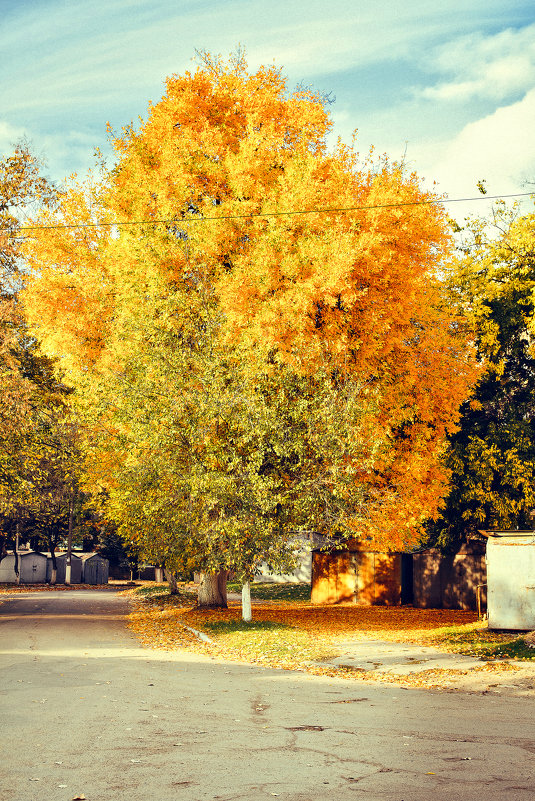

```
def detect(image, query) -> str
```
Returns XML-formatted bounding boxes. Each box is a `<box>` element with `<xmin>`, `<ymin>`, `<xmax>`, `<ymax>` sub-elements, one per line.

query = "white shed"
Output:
<box><xmin>0</xmin><ymin>554</ymin><xmax>18</xmax><ymax>583</ymax></box>
<box><xmin>484</xmin><ymin>530</ymin><xmax>535</xmax><ymax>630</ymax></box>
<box><xmin>255</xmin><ymin>536</ymin><xmax>313</xmax><ymax>584</ymax></box>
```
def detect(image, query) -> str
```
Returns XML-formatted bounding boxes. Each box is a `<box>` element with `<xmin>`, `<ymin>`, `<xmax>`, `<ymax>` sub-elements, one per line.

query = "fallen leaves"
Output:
<box><xmin>0</xmin><ymin>584</ymin><xmax>102</xmax><ymax>594</ymax></box>
<box><xmin>127</xmin><ymin>595</ymin><xmax>475</xmax><ymax>680</ymax></box>
<box><xmin>125</xmin><ymin>590</ymin><xmax>535</xmax><ymax>692</ymax></box>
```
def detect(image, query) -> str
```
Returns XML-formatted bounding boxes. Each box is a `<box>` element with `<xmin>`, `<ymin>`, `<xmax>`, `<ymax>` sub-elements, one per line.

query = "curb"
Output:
<box><xmin>180</xmin><ymin>623</ymin><xmax>214</xmax><ymax>644</ymax></box>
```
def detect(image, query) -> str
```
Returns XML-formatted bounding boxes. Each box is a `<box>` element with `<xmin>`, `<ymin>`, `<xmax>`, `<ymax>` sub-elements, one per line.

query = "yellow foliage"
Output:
<box><xmin>22</xmin><ymin>53</ymin><xmax>479</xmax><ymax>555</ymax></box>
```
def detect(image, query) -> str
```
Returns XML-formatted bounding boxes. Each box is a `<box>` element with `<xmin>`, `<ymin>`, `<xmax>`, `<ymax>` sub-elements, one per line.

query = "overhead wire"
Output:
<box><xmin>1</xmin><ymin>191</ymin><xmax>533</xmax><ymax>234</ymax></box>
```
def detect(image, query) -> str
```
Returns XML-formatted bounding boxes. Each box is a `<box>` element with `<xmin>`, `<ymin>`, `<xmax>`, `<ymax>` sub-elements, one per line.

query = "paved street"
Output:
<box><xmin>1</xmin><ymin>590</ymin><xmax>534</xmax><ymax>801</ymax></box>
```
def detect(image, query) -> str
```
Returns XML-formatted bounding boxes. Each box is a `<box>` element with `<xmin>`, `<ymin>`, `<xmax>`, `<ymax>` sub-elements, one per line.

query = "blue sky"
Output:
<box><xmin>2</xmin><ymin>0</ymin><xmax>534</xmax><ymax>218</ymax></box>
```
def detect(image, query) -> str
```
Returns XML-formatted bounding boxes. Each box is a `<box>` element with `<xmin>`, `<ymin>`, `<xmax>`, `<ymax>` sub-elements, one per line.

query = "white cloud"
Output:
<box><xmin>0</xmin><ymin>122</ymin><xmax>104</xmax><ymax>186</ymax></box>
<box><xmin>3</xmin><ymin>0</ymin><xmax>534</xmax><ymax>198</ymax></box>
<box><xmin>412</xmin><ymin>89</ymin><xmax>535</xmax><ymax>220</ymax></box>
<box><xmin>1</xmin><ymin>0</ymin><xmax>502</xmax><ymax>120</ymax></box>
<box><xmin>420</xmin><ymin>24</ymin><xmax>535</xmax><ymax>102</ymax></box>
<box><xmin>0</xmin><ymin>120</ymin><xmax>29</xmax><ymax>153</ymax></box>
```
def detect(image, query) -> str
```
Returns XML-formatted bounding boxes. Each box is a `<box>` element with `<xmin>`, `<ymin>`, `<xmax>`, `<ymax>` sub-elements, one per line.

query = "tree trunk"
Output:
<box><xmin>241</xmin><ymin>580</ymin><xmax>252</xmax><ymax>622</ymax></box>
<box><xmin>65</xmin><ymin>497</ymin><xmax>73</xmax><ymax>585</ymax></box>
<box><xmin>49</xmin><ymin>543</ymin><xmax>57</xmax><ymax>585</ymax></box>
<box><xmin>197</xmin><ymin>570</ymin><xmax>229</xmax><ymax>608</ymax></box>
<box><xmin>164</xmin><ymin>569</ymin><xmax>180</xmax><ymax>595</ymax></box>
<box><xmin>15</xmin><ymin>527</ymin><xmax>20</xmax><ymax>585</ymax></box>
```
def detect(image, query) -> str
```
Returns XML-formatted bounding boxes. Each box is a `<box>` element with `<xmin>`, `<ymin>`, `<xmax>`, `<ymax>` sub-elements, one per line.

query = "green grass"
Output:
<box><xmin>134</xmin><ymin>583</ymin><xmax>169</xmax><ymax>596</ymax></box>
<box><xmin>199</xmin><ymin>619</ymin><xmax>335</xmax><ymax>665</ymax></box>
<box><xmin>227</xmin><ymin>581</ymin><xmax>311</xmax><ymax>601</ymax></box>
<box><xmin>202</xmin><ymin>619</ymin><xmax>291</xmax><ymax>634</ymax></box>
<box><xmin>132</xmin><ymin>582</ymin><xmax>197</xmax><ymax>605</ymax></box>
<box><xmin>479</xmin><ymin>638</ymin><xmax>535</xmax><ymax>661</ymax></box>
<box><xmin>133</xmin><ymin>580</ymin><xmax>311</xmax><ymax>603</ymax></box>
<box><xmin>425</xmin><ymin>621</ymin><xmax>535</xmax><ymax>661</ymax></box>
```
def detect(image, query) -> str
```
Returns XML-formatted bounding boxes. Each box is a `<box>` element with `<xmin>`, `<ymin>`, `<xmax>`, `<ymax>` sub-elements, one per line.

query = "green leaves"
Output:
<box><xmin>21</xmin><ymin>56</ymin><xmax>480</xmax><ymax>568</ymax></box>
<box><xmin>430</xmin><ymin>201</ymin><xmax>535</xmax><ymax>546</ymax></box>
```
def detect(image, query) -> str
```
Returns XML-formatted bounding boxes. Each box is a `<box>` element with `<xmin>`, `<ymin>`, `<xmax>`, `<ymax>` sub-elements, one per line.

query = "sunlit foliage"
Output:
<box><xmin>23</xmin><ymin>53</ymin><xmax>477</xmax><ymax>579</ymax></box>
<box><xmin>429</xmin><ymin>201</ymin><xmax>535</xmax><ymax>545</ymax></box>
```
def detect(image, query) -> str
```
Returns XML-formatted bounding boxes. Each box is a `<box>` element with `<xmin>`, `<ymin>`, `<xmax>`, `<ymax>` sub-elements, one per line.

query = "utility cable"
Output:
<box><xmin>1</xmin><ymin>191</ymin><xmax>533</xmax><ymax>233</ymax></box>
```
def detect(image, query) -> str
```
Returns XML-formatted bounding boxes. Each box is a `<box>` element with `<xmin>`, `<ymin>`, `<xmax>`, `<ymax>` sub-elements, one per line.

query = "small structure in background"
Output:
<box><xmin>20</xmin><ymin>552</ymin><xmax>47</xmax><ymax>583</ymax></box>
<box><xmin>311</xmin><ymin>541</ymin><xmax>413</xmax><ymax>605</ymax></box>
<box><xmin>311</xmin><ymin>538</ymin><xmax>487</xmax><ymax>610</ymax></box>
<box><xmin>135</xmin><ymin>564</ymin><xmax>159</xmax><ymax>581</ymax></box>
<box><xmin>256</xmin><ymin>537</ymin><xmax>313</xmax><ymax>584</ymax></box>
<box><xmin>80</xmin><ymin>553</ymin><xmax>109</xmax><ymax>585</ymax></box>
<box><xmin>0</xmin><ymin>550</ymin><xmax>110</xmax><ymax>585</ymax></box>
<box><xmin>0</xmin><ymin>554</ymin><xmax>17</xmax><ymax>583</ymax></box>
<box><xmin>412</xmin><ymin>540</ymin><xmax>487</xmax><ymax>611</ymax></box>
<box><xmin>44</xmin><ymin>552</ymin><xmax>83</xmax><ymax>584</ymax></box>
<box><xmin>0</xmin><ymin>551</ymin><xmax>47</xmax><ymax>584</ymax></box>
<box><xmin>482</xmin><ymin>530</ymin><xmax>535</xmax><ymax>630</ymax></box>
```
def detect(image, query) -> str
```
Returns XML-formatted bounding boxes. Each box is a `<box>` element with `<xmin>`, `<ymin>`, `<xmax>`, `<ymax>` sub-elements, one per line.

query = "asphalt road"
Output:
<box><xmin>1</xmin><ymin>590</ymin><xmax>534</xmax><ymax>801</ymax></box>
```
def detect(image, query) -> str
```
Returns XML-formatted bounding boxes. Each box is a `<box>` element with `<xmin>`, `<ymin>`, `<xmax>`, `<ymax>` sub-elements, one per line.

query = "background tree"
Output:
<box><xmin>0</xmin><ymin>145</ymin><xmax>62</xmax><ymax>566</ymax></box>
<box><xmin>0</xmin><ymin>145</ymin><xmax>107</xmax><ymax>580</ymax></box>
<box><xmin>97</xmin><ymin>528</ymin><xmax>137</xmax><ymax>579</ymax></box>
<box><xmin>1</xmin><ymin>143</ymin><xmax>57</xmax><ymax>291</ymax></box>
<box><xmin>428</xmin><ymin>201</ymin><xmax>535</xmax><ymax>547</ymax></box>
<box><xmin>23</xmin><ymin>53</ymin><xmax>478</xmax><ymax>605</ymax></box>
<box><xmin>0</xmin><ymin>313</ymin><xmax>88</xmax><ymax>582</ymax></box>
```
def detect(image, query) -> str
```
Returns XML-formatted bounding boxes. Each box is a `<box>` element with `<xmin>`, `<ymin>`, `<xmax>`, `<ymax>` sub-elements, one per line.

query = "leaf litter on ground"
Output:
<box><xmin>124</xmin><ymin>582</ymin><xmax>535</xmax><ymax>690</ymax></box>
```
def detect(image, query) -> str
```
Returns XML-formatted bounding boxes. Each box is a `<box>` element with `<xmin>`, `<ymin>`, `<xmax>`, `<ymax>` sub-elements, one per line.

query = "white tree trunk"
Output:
<box><xmin>241</xmin><ymin>581</ymin><xmax>252</xmax><ymax>622</ymax></box>
<box><xmin>50</xmin><ymin>566</ymin><xmax>57</xmax><ymax>585</ymax></box>
<box><xmin>197</xmin><ymin>570</ymin><xmax>228</xmax><ymax>608</ymax></box>
<box><xmin>65</xmin><ymin>495</ymin><xmax>73</xmax><ymax>585</ymax></box>
<box><xmin>15</xmin><ymin>529</ymin><xmax>20</xmax><ymax>585</ymax></box>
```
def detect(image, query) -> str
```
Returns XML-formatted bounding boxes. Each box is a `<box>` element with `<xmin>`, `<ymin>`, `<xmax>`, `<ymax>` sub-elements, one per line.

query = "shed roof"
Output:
<box><xmin>39</xmin><ymin>551</ymin><xmax>82</xmax><ymax>558</ymax></box>
<box><xmin>79</xmin><ymin>552</ymin><xmax>108</xmax><ymax>561</ymax></box>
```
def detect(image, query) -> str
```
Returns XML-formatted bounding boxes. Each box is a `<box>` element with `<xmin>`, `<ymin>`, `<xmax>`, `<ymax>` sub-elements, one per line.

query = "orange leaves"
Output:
<box><xmin>182</xmin><ymin>602</ymin><xmax>476</xmax><ymax>637</ymax></box>
<box><xmin>21</xmin><ymin>53</ymin><xmax>480</xmax><ymax>554</ymax></box>
<box><xmin>128</xmin><ymin>592</ymin><xmax>480</xmax><ymax>681</ymax></box>
<box><xmin>22</xmin><ymin>181</ymin><xmax>115</xmax><ymax>371</ymax></box>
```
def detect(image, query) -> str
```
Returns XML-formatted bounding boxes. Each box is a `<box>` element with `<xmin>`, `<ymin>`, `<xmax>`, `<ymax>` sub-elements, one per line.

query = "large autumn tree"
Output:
<box><xmin>22</xmin><ymin>53</ymin><xmax>477</xmax><ymax>604</ymax></box>
<box><xmin>428</xmin><ymin>201</ymin><xmax>535</xmax><ymax>547</ymax></box>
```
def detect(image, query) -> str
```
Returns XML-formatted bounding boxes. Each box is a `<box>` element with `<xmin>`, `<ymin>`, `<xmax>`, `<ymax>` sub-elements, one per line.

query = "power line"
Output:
<box><xmin>1</xmin><ymin>191</ymin><xmax>533</xmax><ymax>233</ymax></box>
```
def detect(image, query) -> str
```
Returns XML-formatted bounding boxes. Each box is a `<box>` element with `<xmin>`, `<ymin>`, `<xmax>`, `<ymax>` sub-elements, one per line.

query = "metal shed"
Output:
<box><xmin>80</xmin><ymin>553</ymin><xmax>109</xmax><ymax>585</ymax></box>
<box><xmin>137</xmin><ymin>565</ymin><xmax>161</xmax><ymax>581</ymax></box>
<box><xmin>0</xmin><ymin>551</ymin><xmax>48</xmax><ymax>583</ymax></box>
<box><xmin>483</xmin><ymin>530</ymin><xmax>535</xmax><ymax>630</ymax></box>
<box><xmin>412</xmin><ymin>541</ymin><xmax>487</xmax><ymax>611</ymax></box>
<box><xmin>19</xmin><ymin>551</ymin><xmax>48</xmax><ymax>583</ymax></box>
<box><xmin>0</xmin><ymin>554</ymin><xmax>18</xmax><ymax>583</ymax></box>
<box><xmin>45</xmin><ymin>552</ymin><xmax>83</xmax><ymax>584</ymax></box>
<box><xmin>311</xmin><ymin>543</ymin><xmax>412</xmax><ymax>605</ymax></box>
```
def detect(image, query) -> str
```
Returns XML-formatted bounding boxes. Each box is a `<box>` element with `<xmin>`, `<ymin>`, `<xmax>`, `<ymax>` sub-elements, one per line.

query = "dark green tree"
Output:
<box><xmin>428</xmin><ymin>202</ymin><xmax>535</xmax><ymax>548</ymax></box>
